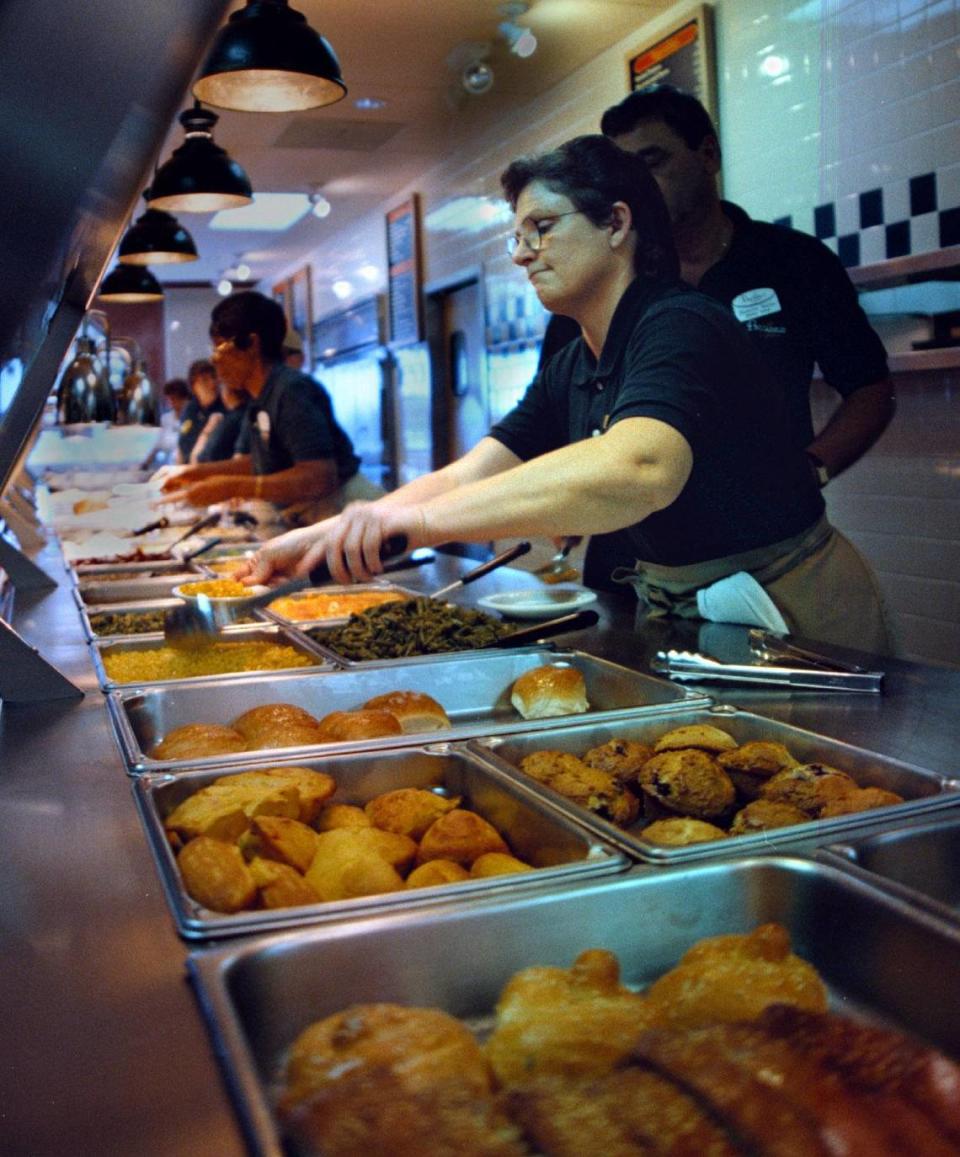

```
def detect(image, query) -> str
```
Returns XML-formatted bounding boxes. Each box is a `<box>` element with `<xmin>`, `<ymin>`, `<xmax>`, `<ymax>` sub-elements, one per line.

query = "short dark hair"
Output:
<box><xmin>187</xmin><ymin>358</ymin><xmax>216</xmax><ymax>385</ymax></box>
<box><xmin>600</xmin><ymin>84</ymin><xmax>720</xmax><ymax>156</ymax></box>
<box><xmin>162</xmin><ymin>377</ymin><xmax>190</xmax><ymax>400</ymax></box>
<box><xmin>210</xmin><ymin>290</ymin><xmax>287</xmax><ymax>362</ymax></box>
<box><xmin>500</xmin><ymin>134</ymin><xmax>679</xmax><ymax>282</ymax></box>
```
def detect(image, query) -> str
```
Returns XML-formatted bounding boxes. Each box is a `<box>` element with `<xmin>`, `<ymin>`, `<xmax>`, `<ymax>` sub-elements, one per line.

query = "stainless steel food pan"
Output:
<box><xmin>90</xmin><ymin>624</ymin><xmax>333</xmax><ymax>691</ymax></box>
<box><xmin>134</xmin><ymin>747</ymin><xmax>629</xmax><ymax>940</ymax></box>
<box><xmin>81</xmin><ymin>598</ymin><xmax>270</xmax><ymax>642</ymax></box>
<box><xmin>819</xmin><ymin>807</ymin><xmax>960</xmax><ymax>925</ymax></box>
<box><xmin>69</xmin><ymin>558</ymin><xmax>187</xmax><ymax>585</ymax></box>
<box><xmin>467</xmin><ymin>706</ymin><xmax>959</xmax><ymax>864</ymax></box>
<box><xmin>74</xmin><ymin>571</ymin><xmax>197</xmax><ymax>606</ymax></box>
<box><xmin>187</xmin><ymin>856</ymin><xmax>960</xmax><ymax>1157</ymax></box>
<box><xmin>259</xmin><ymin>583</ymin><xmax>422</xmax><ymax>629</ymax></box>
<box><xmin>108</xmin><ymin>649</ymin><xmax>704</xmax><ymax>774</ymax></box>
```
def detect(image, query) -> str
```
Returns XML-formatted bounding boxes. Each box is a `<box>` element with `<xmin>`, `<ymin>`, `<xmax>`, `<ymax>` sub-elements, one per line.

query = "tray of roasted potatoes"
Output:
<box><xmin>89</xmin><ymin>623</ymin><xmax>335</xmax><ymax>691</ymax></box>
<box><xmin>107</xmin><ymin>649</ymin><xmax>706</xmax><ymax>774</ymax></box>
<box><xmin>135</xmin><ymin>746</ymin><xmax>629</xmax><ymax>940</ymax></box>
<box><xmin>465</xmin><ymin>706</ymin><xmax>960</xmax><ymax>864</ymax></box>
<box><xmin>818</xmin><ymin>806</ymin><xmax>960</xmax><ymax>928</ymax></box>
<box><xmin>186</xmin><ymin>854</ymin><xmax>960</xmax><ymax>1157</ymax></box>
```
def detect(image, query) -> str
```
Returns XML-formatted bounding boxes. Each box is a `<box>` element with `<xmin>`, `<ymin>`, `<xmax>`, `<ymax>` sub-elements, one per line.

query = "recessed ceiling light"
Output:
<box><xmin>210</xmin><ymin>192</ymin><xmax>311</xmax><ymax>231</ymax></box>
<box><xmin>354</xmin><ymin>96</ymin><xmax>387</xmax><ymax>110</ymax></box>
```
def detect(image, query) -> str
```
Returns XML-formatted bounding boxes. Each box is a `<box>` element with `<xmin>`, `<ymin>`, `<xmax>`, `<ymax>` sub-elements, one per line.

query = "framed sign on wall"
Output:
<box><xmin>626</xmin><ymin>4</ymin><xmax>717</xmax><ymax>119</ymax></box>
<box><xmin>386</xmin><ymin>194</ymin><xmax>424</xmax><ymax>347</ymax></box>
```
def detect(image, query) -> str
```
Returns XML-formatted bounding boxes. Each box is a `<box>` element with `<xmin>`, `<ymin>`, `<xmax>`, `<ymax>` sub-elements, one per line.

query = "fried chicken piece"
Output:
<box><xmin>758</xmin><ymin>1004</ymin><xmax>960</xmax><ymax>1146</ymax></box>
<box><xmin>582</xmin><ymin>738</ymin><xmax>653</xmax><ymax>785</ymax></box>
<box><xmin>633</xmin><ymin>1019</ymin><xmax>925</xmax><ymax>1157</ymax></box>
<box><xmin>281</xmin><ymin>1003</ymin><xmax>493</xmax><ymax>1112</ymax></box>
<box><xmin>484</xmin><ymin>948</ymin><xmax>654</xmax><ymax>1086</ymax></box>
<box><xmin>519</xmin><ymin>750</ymin><xmax>639</xmax><ymax>827</ymax></box>
<box><xmin>504</xmin><ymin>1067</ymin><xmax>741</xmax><ymax>1157</ymax></box>
<box><xmin>643</xmin><ymin>923</ymin><xmax>827</xmax><ymax>1030</ymax></box>
<box><xmin>283</xmin><ymin>1064</ymin><xmax>528</xmax><ymax>1157</ymax></box>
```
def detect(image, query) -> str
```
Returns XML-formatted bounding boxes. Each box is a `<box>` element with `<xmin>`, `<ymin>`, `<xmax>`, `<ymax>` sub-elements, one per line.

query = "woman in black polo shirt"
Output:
<box><xmin>244</xmin><ymin>136</ymin><xmax>889</xmax><ymax>653</ymax></box>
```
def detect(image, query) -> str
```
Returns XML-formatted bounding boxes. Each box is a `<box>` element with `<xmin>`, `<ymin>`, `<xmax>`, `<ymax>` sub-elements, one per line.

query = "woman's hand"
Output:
<box><xmin>240</xmin><ymin>502</ymin><xmax>425</xmax><ymax>586</ymax></box>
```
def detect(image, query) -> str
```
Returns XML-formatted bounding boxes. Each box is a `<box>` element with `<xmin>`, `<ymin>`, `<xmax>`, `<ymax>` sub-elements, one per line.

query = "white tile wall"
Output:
<box><xmin>265</xmin><ymin>0</ymin><xmax>959</xmax><ymax>667</ymax></box>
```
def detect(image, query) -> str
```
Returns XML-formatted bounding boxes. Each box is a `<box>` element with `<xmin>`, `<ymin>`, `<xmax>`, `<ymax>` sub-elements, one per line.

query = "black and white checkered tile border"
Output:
<box><xmin>773</xmin><ymin>171</ymin><xmax>960</xmax><ymax>268</ymax></box>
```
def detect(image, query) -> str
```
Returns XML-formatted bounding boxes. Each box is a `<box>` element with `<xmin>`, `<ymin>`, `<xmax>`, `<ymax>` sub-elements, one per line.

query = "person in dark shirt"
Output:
<box><xmin>175</xmin><ymin>358</ymin><xmax>223</xmax><ymax>464</ymax></box>
<box><xmin>546</xmin><ymin>85</ymin><xmax>895</xmax><ymax>590</ymax></box>
<box><xmin>160</xmin><ymin>292</ymin><xmax>381</xmax><ymax>515</ymax></box>
<box><xmin>242</xmin><ymin>136</ymin><xmax>889</xmax><ymax>652</ymax></box>
<box><xmin>193</xmin><ymin>381</ymin><xmax>249</xmax><ymax>464</ymax></box>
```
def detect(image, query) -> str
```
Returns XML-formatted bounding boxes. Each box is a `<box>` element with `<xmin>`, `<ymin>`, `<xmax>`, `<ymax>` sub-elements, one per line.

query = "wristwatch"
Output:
<box><xmin>806</xmin><ymin>452</ymin><xmax>830</xmax><ymax>488</ymax></box>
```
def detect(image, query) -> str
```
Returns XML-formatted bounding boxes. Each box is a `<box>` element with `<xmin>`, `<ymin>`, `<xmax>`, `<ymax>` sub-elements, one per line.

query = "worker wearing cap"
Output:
<box><xmin>282</xmin><ymin>328</ymin><xmax>306</xmax><ymax>371</ymax></box>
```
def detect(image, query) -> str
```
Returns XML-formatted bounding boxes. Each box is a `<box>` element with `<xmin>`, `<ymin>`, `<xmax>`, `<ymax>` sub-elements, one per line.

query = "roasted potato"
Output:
<box><xmin>364</xmin><ymin>788</ymin><xmax>461</xmax><ymax>840</ymax></box>
<box><xmin>178</xmin><ymin>836</ymin><xmax>257</xmax><ymax>913</ymax></box>
<box><xmin>417</xmin><ymin>809</ymin><xmax>509</xmax><ymax>867</ymax></box>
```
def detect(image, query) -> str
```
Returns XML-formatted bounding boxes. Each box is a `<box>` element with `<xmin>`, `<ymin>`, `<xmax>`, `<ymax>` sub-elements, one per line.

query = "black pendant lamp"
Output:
<box><xmin>146</xmin><ymin>104</ymin><xmax>253</xmax><ymax>213</ymax></box>
<box><xmin>192</xmin><ymin>0</ymin><xmax>347</xmax><ymax>113</ymax></box>
<box><xmin>118</xmin><ymin>204</ymin><xmax>198</xmax><ymax>265</ymax></box>
<box><xmin>97</xmin><ymin>265</ymin><xmax>164</xmax><ymax>303</ymax></box>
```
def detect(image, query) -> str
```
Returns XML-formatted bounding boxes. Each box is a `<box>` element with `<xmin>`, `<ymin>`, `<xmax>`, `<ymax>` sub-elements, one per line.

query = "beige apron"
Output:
<box><xmin>615</xmin><ymin>515</ymin><xmax>892</xmax><ymax>654</ymax></box>
<box><xmin>279</xmin><ymin>472</ymin><xmax>386</xmax><ymax>527</ymax></box>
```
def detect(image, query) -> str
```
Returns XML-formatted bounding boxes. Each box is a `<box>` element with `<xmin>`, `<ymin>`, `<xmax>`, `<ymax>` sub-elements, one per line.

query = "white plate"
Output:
<box><xmin>477</xmin><ymin>585</ymin><xmax>598</xmax><ymax>619</ymax></box>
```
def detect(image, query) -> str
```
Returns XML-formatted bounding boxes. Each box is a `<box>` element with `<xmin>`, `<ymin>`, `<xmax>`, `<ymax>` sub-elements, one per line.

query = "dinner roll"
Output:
<box><xmin>510</xmin><ymin>665</ymin><xmax>589</xmax><ymax>720</ymax></box>
<box><xmin>231</xmin><ymin>703</ymin><xmax>326</xmax><ymax>749</ymax></box>
<box><xmin>150</xmin><ymin>722</ymin><xmax>247</xmax><ymax>761</ymax></box>
<box><xmin>361</xmin><ymin>690</ymin><xmax>451</xmax><ymax>733</ymax></box>
<box><xmin>317</xmin><ymin>709</ymin><xmax>403</xmax><ymax>742</ymax></box>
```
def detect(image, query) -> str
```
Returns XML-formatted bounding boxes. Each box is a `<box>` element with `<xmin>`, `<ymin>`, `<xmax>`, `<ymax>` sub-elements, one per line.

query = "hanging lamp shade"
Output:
<box><xmin>97</xmin><ymin>265</ymin><xmax>164</xmax><ymax>303</ymax></box>
<box><xmin>192</xmin><ymin>0</ymin><xmax>347</xmax><ymax>113</ymax></box>
<box><xmin>146</xmin><ymin>104</ymin><xmax>253</xmax><ymax>213</ymax></box>
<box><xmin>118</xmin><ymin>206</ymin><xmax>198</xmax><ymax>265</ymax></box>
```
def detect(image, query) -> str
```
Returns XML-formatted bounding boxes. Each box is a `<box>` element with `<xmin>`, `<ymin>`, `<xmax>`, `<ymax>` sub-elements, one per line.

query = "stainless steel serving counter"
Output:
<box><xmin>1</xmin><ymin>543</ymin><xmax>958</xmax><ymax>1156</ymax></box>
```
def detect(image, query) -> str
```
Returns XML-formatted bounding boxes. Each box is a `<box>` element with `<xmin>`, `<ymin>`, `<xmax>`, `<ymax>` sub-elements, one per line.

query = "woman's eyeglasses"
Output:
<box><xmin>506</xmin><ymin>210</ymin><xmax>583</xmax><ymax>256</ymax></box>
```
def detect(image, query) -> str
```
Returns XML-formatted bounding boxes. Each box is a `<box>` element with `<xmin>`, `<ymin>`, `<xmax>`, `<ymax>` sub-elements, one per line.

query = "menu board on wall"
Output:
<box><xmin>386</xmin><ymin>195</ymin><xmax>424</xmax><ymax>347</ymax></box>
<box><xmin>626</xmin><ymin>5</ymin><xmax>716</xmax><ymax>118</ymax></box>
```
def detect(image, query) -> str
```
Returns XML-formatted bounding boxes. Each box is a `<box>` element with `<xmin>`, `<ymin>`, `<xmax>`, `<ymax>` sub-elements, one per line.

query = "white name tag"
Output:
<box><xmin>731</xmin><ymin>287</ymin><xmax>782</xmax><ymax>321</ymax></box>
<box><xmin>256</xmin><ymin>410</ymin><xmax>271</xmax><ymax>439</ymax></box>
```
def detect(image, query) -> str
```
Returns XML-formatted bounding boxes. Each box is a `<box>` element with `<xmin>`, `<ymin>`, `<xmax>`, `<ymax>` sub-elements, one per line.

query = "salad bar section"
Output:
<box><xmin>3</xmin><ymin>460</ymin><xmax>960</xmax><ymax>1156</ymax></box>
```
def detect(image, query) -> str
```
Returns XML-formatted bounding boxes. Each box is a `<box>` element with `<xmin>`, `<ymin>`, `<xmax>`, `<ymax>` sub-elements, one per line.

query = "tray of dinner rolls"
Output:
<box><xmin>818</xmin><ymin>808</ymin><xmax>960</xmax><ymax>927</ymax></box>
<box><xmin>89</xmin><ymin>623</ymin><xmax>335</xmax><ymax>691</ymax></box>
<box><xmin>107</xmin><ymin>649</ymin><xmax>704</xmax><ymax>775</ymax></box>
<box><xmin>466</xmin><ymin>706</ymin><xmax>960</xmax><ymax>864</ymax></box>
<box><xmin>134</xmin><ymin>746</ymin><xmax>630</xmax><ymax>939</ymax></box>
<box><xmin>186</xmin><ymin>855</ymin><xmax>960</xmax><ymax>1157</ymax></box>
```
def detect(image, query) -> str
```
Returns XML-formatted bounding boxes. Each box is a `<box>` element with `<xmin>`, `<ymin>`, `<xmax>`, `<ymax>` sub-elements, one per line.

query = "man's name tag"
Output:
<box><xmin>731</xmin><ymin>287</ymin><xmax>782</xmax><ymax>321</ymax></box>
<box><xmin>256</xmin><ymin>410</ymin><xmax>271</xmax><ymax>439</ymax></box>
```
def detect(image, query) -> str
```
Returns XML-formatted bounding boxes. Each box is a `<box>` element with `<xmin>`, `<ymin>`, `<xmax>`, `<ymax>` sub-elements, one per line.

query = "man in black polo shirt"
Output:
<box><xmin>243</xmin><ymin>136</ymin><xmax>889</xmax><ymax>653</ymax></box>
<box><xmin>160</xmin><ymin>292</ymin><xmax>380</xmax><ymax>517</ymax></box>
<box><xmin>547</xmin><ymin>85</ymin><xmax>894</xmax><ymax>589</ymax></box>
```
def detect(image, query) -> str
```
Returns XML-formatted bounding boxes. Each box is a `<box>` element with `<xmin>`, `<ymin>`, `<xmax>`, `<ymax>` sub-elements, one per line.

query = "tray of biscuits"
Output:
<box><xmin>134</xmin><ymin>746</ymin><xmax>629</xmax><ymax>939</ymax></box>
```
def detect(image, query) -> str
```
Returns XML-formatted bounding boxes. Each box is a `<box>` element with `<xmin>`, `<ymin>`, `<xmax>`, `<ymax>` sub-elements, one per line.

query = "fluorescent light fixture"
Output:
<box><xmin>425</xmin><ymin>196</ymin><xmax>512</xmax><ymax>234</ymax></box>
<box><xmin>210</xmin><ymin>192</ymin><xmax>311</xmax><ymax>231</ymax></box>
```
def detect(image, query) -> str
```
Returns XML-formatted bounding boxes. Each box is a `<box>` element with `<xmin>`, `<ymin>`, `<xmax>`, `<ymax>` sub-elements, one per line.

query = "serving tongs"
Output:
<box><xmin>430</xmin><ymin>541</ymin><xmax>532</xmax><ymax>600</ymax></box>
<box><xmin>164</xmin><ymin>534</ymin><xmax>409</xmax><ymax>646</ymax></box>
<box><xmin>168</xmin><ymin>510</ymin><xmax>222</xmax><ymax>551</ymax></box>
<box><xmin>651</xmin><ymin>648</ymin><xmax>884</xmax><ymax>693</ymax></box>
<box><xmin>746</xmin><ymin>628</ymin><xmax>870</xmax><ymax>674</ymax></box>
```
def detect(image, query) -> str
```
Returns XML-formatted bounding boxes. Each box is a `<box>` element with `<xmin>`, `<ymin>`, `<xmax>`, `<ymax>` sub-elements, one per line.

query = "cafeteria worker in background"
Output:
<box><xmin>160</xmin><ymin>291</ymin><xmax>382</xmax><ymax>519</ymax></box>
<box><xmin>544</xmin><ymin>85</ymin><xmax>895</xmax><ymax>590</ymax></box>
<box><xmin>242</xmin><ymin>135</ymin><xmax>890</xmax><ymax>653</ymax></box>
<box><xmin>176</xmin><ymin>358</ymin><xmax>224</xmax><ymax>464</ymax></box>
